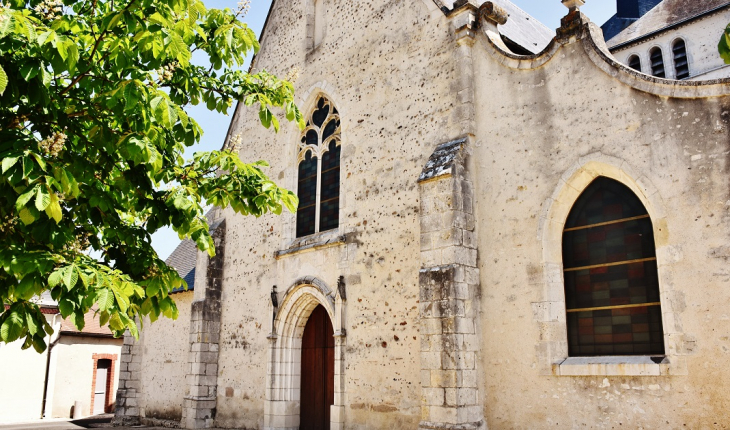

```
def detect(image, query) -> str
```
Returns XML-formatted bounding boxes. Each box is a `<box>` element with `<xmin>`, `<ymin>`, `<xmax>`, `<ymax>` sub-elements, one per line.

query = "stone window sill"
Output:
<box><xmin>553</xmin><ymin>356</ymin><xmax>669</xmax><ymax>376</ymax></box>
<box><xmin>275</xmin><ymin>230</ymin><xmax>345</xmax><ymax>259</ymax></box>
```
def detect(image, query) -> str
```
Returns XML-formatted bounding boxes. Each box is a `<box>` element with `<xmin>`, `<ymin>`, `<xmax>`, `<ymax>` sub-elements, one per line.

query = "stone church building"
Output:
<box><xmin>115</xmin><ymin>0</ymin><xmax>730</xmax><ymax>428</ymax></box>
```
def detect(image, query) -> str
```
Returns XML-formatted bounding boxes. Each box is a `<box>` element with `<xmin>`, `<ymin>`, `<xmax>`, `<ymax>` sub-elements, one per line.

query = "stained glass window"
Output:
<box><xmin>296</xmin><ymin>96</ymin><xmax>341</xmax><ymax>238</ymax></box>
<box><xmin>563</xmin><ymin>177</ymin><xmax>665</xmax><ymax>356</ymax></box>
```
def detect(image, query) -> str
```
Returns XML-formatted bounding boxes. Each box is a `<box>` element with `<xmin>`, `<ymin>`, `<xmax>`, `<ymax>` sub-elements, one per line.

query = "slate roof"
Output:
<box><xmin>601</xmin><ymin>0</ymin><xmax>663</xmax><ymax>41</ymax></box>
<box><xmin>164</xmin><ymin>210</ymin><xmax>222</xmax><ymax>294</ymax></box>
<box><xmin>441</xmin><ymin>0</ymin><xmax>554</xmax><ymax>54</ymax></box>
<box><xmin>607</xmin><ymin>0</ymin><xmax>730</xmax><ymax>48</ymax></box>
<box><xmin>418</xmin><ymin>137</ymin><xmax>466</xmax><ymax>182</ymax></box>
<box><xmin>166</xmin><ymin>238</ymin><xmax>197</xmax><ymax>294</ymax></box>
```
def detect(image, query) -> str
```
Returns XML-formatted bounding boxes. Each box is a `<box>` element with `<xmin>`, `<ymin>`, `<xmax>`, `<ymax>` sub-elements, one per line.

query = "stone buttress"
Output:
<box><xmin>417</xmin><ymin>134</ymin><xmax>484</xmax><ymax>430</ymax></box>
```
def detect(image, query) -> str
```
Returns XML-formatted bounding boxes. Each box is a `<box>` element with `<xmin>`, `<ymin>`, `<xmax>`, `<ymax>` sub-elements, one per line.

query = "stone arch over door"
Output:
<box><xmin>264</xmin><ymin>278</ymin><xmax>346</xmax><ymax>430</ymax></box>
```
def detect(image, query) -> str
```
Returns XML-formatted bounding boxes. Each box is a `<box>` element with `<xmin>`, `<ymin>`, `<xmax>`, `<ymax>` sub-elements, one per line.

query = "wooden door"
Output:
<box><xmin>300</xmin><ymin>305</ymin><xmax>334</xmax><ymax>430</ymax></box>
<box><xmin>93</xmin><ymin>359</ymin><xmax>111</xmax><ymax>414</ymax></box>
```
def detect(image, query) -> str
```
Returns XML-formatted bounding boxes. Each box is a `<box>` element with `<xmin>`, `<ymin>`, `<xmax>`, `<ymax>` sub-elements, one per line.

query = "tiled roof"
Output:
<box><xmin>607</xmin><ymin>0</ymin><xmax>730</xmax><ymax>48</ymax></box>
<box><xmin>60</xmin><ymin>312</ymin><xmax>114</xmax><ymax>337</ymax></box>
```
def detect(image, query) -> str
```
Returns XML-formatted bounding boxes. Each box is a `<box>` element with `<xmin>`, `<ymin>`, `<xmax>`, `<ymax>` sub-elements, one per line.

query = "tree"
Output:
<box><xmin>720</xmin><ymin>24</ymin><xmax>730</xmax><ymax>64</ymax></box>
<box><xmin>0</xmin><ymin>0</ymin><xmax>303</xmax><ymax>352</ymax></box>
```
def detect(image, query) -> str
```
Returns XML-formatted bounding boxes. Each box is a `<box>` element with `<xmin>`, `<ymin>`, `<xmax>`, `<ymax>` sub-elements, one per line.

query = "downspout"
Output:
<box><xmin>41</xmin><ymin>313</ymin><xmax>62</xmax><ymax>419</ymax></box>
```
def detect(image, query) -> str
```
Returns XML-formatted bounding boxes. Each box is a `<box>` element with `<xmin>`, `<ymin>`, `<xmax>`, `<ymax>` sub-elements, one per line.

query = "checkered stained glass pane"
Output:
<box><xmin>319</xmin><ymin>140</ymin><xmax>340</xmax><ymax>232</ymax></box>
<box><xmin>296</xmin><ymin>153</ymin><xmax>318</xmax><ymax>238</ymax></box>
<box><xmin>563</xmin><ymin>177</ymin><xmax>664</xmax><ymax>356</ymax></box>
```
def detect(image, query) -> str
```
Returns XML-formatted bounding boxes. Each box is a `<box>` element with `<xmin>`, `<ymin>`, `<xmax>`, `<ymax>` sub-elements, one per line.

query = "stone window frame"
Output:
<box><xmin>264</xmin><ymin>277</ymin><xmax>347</xmax><ymax>430</ymax></box>
<box><xmin>536</xmin><ymin>153</ymin><xmax>687</xmax><ymax>376</ymax></box>
<box><xmin>283</xmin><ymin>84</ymin><xmax>346</xmax><ymax>253</ymax></box>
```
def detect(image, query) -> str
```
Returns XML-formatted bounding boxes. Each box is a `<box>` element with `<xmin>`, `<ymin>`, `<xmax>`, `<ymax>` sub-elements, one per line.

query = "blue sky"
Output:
<box><xmin>151</xmin><ymin>0</ymin><xmax>618</xmax><ymax>260</ymax></box>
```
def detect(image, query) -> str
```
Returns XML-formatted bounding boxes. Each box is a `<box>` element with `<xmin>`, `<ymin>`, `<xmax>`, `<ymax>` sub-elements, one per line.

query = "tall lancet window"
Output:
<box><xmin>296</xmin><ymin>96</ymin><xmax>341</xmax><ymax>238</ymax></box>
<box><xmin>562</xmin><ymin>177</ymin><xmax>665</xmax><ymax>356</ymax></box>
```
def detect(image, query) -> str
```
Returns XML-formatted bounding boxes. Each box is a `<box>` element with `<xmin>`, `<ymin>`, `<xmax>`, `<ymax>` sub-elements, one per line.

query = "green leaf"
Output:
<box><xmin>35</xmin><ymin>187</ymin><xmax>51</xmax><ymax>211</ymax></box>
<box><xmin>0</xmin><ymin>64</ymin><xmax>7</xmax><ymax>96</ymax></box>
<box><xmin>45</xmin><ymin>193</ymin><xmax>62</xmax><ymax>223</ymax></box>
<box><xmin>169</xmin><ymin>32</ymin><xmax>191</xmax><ymax>66</ymax></box>
<box><xmin>96</xmin><ymin>288</ymin><xmax>114</xmax><ymax>312</ymax></box>
<box><xmin>151</xmin><ymin>96</ymin><xmax>178</xmax><ymax>129</ymax></box>
<box><xmin>1</xmin><ymin>309</ymin><xmax>25</xmax><ymax>342</ymax></box>
<box><xmin>66</xmin><ymin>43</ymin><xmax>79</xmax><ymax>75</ymax></box>
<box><xmin>48</xmin><ymin>269</ymin><xmax>63</xmax><ymax>287</ymax></box>
<box><xmin>19</xmin><ymin>207</ymin><xmax>36</xmax><ymax>225</ymax></box>
<box><xmin>37</xmin><ymin>30</ymin><xmax>56</xmax><ymax>46</ymax></box>
<box><xmin>2</xmin><ymin>156</ymin><xmax>18</xmax><ymax>173</ymax></box>
<box><xmin>32</xmin><ymin>335</ymin><xmax>47</xmax><ymax>353</ymax></box>
<box><xmin>58</xmin><ymin>299</ymin><xmax>73</xmax><ymax>317</ymax></box>
<box><xmin>63</xmin><ymin>264</ymin><xmax>79</xmax><ymax>290</ymax></box>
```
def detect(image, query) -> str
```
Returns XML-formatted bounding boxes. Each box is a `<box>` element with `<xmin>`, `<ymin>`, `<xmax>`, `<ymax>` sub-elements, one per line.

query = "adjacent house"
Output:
<box><xmin>0</xmin><ymin>293</ymin><xmax>122</xmax><ymax>423</ymax></box>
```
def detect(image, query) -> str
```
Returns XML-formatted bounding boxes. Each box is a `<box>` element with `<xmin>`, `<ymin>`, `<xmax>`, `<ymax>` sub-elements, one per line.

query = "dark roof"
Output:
<box><xmin>601</xmin><ymin>0</ymin><xmax>663</xmax><ymax>41</ymax></box>
<box><xmin>418</xmin><ymin>137</ymin><xmax>466</xmax><ymax>182</ymax></box>
<box><xmin>164</xmin><ymin>210</ymin><xmax>222</xmax><ymax>294</ymax></box>
<box><xmin>166</xmin><ymin>238</ymin><xmax>197</xmax><ymax>294</ymax></box>
<box><xmin>607</xmin><ymin>0</ymin><xmax>730</xmax><ymax>48</ymax></box>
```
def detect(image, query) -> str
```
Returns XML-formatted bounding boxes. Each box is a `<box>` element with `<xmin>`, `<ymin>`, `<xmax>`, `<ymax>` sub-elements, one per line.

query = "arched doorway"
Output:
<box><xmin>300</xmin><ymin>304</ymin><xmax>334</xmax><ymax>430</ymax></box>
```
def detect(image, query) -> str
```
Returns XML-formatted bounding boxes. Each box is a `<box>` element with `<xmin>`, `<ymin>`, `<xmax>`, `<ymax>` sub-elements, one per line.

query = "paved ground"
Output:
<box><xmin>0</xmin><ymin>417</ymin><xmax>235</xmax><ymax>430</ymax></box>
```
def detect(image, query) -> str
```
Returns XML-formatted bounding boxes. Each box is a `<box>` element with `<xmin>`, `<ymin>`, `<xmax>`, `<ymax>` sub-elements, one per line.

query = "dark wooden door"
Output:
<box><xmin>300</xmin><ymin>305</ymin><xmax>334</xmax><ymax>430</ymax></box>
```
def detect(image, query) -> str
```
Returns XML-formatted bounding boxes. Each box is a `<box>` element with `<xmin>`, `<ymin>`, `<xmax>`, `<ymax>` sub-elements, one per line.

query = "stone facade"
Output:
<box><xmin>117</xmin><ymin>0</ymin><xmax>730</xmax><ymax>428</ymax></box>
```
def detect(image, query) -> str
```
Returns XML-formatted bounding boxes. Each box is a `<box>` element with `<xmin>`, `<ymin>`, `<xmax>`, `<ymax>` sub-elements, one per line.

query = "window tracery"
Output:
<box><xmin>296</xmin><ymin>96</ymin><xmax>341</xmax><ymax>238</ymax></box>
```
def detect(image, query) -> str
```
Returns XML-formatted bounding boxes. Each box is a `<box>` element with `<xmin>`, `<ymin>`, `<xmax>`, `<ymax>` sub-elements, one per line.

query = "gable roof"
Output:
<box><xmin>441</xmin><ymin>0</ymin><xmax>554</xmax><ymax>54</ymax></box>
<box><xmin>607</xmin><ymin>0</ymin><xmax>730</xmax><ymax>48</ymax></box>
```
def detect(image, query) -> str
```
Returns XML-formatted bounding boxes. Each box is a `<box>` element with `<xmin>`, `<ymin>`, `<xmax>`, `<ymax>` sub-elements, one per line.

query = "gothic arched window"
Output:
<box><xmin>628</xmin><ymin>55</ymin><xmax>641</xmax><ymax>72</ymax></box>
<box><xmin>672</xmin><ymin>39</ymin><xmax>689</xmax><ymax>80</ymax></box>
<box><xmin>649</xmin><ymin>47</ymin><xmax>665</xmax><ymax>78</ymax></box>
<box><xmin>562</xmin><ymin>177</ymin><xmax>665</xmax><ymax>356</ymax></box>
<box><xmin>296</xmin><ymin>96</ymin><xmax>341</xmax><ymax>238</ymax></box>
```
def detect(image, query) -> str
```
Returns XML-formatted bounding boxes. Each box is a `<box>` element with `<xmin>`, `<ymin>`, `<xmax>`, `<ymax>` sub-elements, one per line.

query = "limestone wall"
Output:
<box><xmin>138</xmin><ymin>291</ymin><xmax>194</xmax><ymax>423</ymax></box>
<box><xmin>213</xmin><ymin>0</ymin><xmax>464</xmax><ymax>428</ymax></box>
<box><xmin>471</xmin><ymin>14</ymin><xmax>730</xmax><ymax>428</ymax></box>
